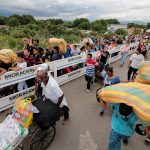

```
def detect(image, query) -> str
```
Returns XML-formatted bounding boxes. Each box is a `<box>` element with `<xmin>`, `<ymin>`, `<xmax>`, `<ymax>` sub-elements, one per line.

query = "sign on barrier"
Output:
<box><xmin>0</xmin><ymin>42</ymin><xmax>139</xmax><ymax>112</ymax></box>
<box><xmin>57</xmin><ymin>67</ymin><xmax>86</xmax><ymax>85</ymax></box>
<box><xmin>0</xmin><ymin>87</ymin><xmax>35</xmax><ymax>112</ymax></box>
<box><xmin>0</xmin><ymin>62</ymin><xmax>54</xmax><ymax>88</ymax></box>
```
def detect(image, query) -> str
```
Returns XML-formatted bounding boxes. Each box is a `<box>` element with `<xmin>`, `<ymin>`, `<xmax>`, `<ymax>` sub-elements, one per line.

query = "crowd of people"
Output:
<box><xmin>0</xmin><ymin>33</ymin><xmax>150</xmax><ymax>149</ymax></box>
<box><xmin>0</xmin><ymin>34</ymin><xmax>150</xmax><ymax>97</ymax></box>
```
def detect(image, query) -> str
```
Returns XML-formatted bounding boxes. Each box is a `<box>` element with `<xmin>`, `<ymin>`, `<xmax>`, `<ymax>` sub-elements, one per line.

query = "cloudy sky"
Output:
<box><xmin>0</xmin><ymin>0</ymin><xmax>150</xmax><ymax>22</ymax></box>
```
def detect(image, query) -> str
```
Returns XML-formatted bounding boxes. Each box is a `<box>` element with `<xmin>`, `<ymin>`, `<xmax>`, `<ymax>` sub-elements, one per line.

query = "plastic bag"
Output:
<box><xmin>0</xmin><ymin>137</ymin><xmax>11</xmax><ymax>150</ymax></box>
<box><xmin>0</xmin><ymin>115</ymin><xmax>28</xmax><ymax>146</ymax></box>
<box><xmin>12</xmin><ymin>97</ymin><xmax>33</xmax><ymax>128</ymax></box>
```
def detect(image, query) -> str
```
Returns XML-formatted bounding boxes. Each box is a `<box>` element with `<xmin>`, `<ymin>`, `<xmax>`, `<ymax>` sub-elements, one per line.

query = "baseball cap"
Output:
<box><xmin>37</xmin><ymin>63</ymin><xmax>49</xmax><ymax>71</ymax></box>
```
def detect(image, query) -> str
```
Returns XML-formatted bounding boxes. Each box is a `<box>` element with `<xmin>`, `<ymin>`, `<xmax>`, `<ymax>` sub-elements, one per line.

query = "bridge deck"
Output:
<box><xmin>0</xmin><ymin>57</ymin><xmax>150</xmax><ymax>150</ymax></box>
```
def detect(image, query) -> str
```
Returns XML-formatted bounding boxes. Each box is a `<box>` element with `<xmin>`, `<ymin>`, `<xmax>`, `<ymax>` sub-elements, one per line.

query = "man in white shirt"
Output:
<box><xmin>9</xmin><ymin>53</ymin><xmax>28</xmax><ymax>91</ymax></box>
<box><xmin>36</xmin><ymin>70</ymin><xmax>69</xmax><ymax>124</ymax></box>
<box><xmin>127</xmin><ymin>48</ymin><xmax>144</xmax><ymax>81</ymax></box>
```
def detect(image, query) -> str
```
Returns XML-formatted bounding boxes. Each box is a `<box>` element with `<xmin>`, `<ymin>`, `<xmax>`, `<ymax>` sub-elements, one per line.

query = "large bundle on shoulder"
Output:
<box><xmin>135</xmin><ymin>61</ymin><xmax>150</xmax><ymax>85</ymax></box>
<box><xmin>0</xmin><ymin>49</ymin><xmax>17</xmax><ymax>67</ymax></box>
<box><xmin>48</xmin><ymin>38</ymin><xmax>67</xmax><ymax>53</ymax></box>
<box><xmin>98</xmin><ymin>82</ymin><xmax>150</xmax><ymax>124</ymax></box>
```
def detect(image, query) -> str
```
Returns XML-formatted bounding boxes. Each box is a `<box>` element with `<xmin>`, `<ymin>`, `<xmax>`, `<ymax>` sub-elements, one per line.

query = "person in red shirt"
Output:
<box><xmin>24</xmin><ymin>49</ymin><xmax>35</xmax><ymax>67</ymax></box>
<box><xmin>85</xmin><ymin>53</ymin><xmax>96</xmax><ymax>92</ymax></box>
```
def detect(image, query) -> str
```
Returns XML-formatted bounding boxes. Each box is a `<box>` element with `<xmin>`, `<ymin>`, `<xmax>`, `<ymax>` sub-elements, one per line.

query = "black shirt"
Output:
<box><xmin>34</xmin><ymin>54</ymin><xmax>41</xmax><ymax>65</ymax></box>
<box><xmin>0</xmin><ymin>62</ymin><xmax>12</xmax><ymax>70</ymax></box>
<box><xmin>100</xmin><ymin>51</ymin><xmax>110</xmax><ymax>64</ymax></box>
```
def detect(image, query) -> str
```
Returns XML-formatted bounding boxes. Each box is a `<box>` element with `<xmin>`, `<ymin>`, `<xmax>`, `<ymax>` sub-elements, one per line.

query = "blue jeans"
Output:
<box><xmin>120</xmin><ymin>53</ymin><xmax>128</xmax><ymax>66</ymax></box>
<box><xmin>108</xmin><ymin>129</ymin><xmax>130</xmax><ymax>150</ymax></box>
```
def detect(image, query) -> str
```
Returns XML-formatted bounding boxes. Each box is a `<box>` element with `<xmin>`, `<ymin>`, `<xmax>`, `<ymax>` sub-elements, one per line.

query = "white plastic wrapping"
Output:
<box><xmin>0</xmin><ymin>137</ymin><xmax>12</xmax><ymax>150</ymax></box>
<box><xmin>0</xmin><ymin>115</ymin><xmax>28</xmax><ymax>147</ymax></box>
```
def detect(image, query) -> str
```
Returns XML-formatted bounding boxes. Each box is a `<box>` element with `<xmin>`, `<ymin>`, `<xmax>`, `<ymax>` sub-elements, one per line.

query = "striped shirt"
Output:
<box><xmin>86</xmin><ymin>59</ymin><xmax>96</xmax><ymax>77</ymax></box>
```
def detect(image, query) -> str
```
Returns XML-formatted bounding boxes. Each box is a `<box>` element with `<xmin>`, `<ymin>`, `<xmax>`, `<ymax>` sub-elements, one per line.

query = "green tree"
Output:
<box><xmin>115</xmin><ymin>29</ymin><xmax>127</xmax><ymax>36</ymax></box>
<box><xmin>147</xmin><ymin>23</ymin><xmax>150</xmax><ymax>29</ymax></box>
<box><xmin>46</xmin><ymin>24</ymin><xmax>66</xmax><ymax>36</ymax></box>
<box><xmin>128</xmin><ymin>23</ymin><xmax>146</xmax><ymax>29</ymax></box>
<box><xmin>91</xmin><ymin>20</ymin><xmax>107</xmax><ymax>33</ymax></box>
<box><xmin>106</xmin><ymin>19</ymin><xmax>120</xmax><ymax>24</ymax></box>
<box><xmin>0</xmin><ymin>16</ymin><xmax>8</xmax><ymax>25</ymax></box>
<box><xmin>7</xmin><ymin>17</ymin><xmax>21</xmax><ymax>27</ymax></box>
<box><xmin>45</xmin><ymin>19</ymin><xmax>64</xmax><ymax>26</ymax></box>
<box><xmin>21</xmin><ymin>15</ymin><xmax>36</xmax><ymax>25</ymax></box>
<box><xmin>73</xmin><ymin>18</ymin><xmax>91</xmax><ymax>30</ymax></box>
<box><xmin>63</xmin><ymin>21</ymin><xmax>73</xmax><ymax>28</ymax></box>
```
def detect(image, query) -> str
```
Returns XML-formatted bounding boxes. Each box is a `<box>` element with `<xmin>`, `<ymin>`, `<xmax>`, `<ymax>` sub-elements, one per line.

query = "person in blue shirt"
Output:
<box><xmin>108</xmin><ymin>103</ymin><xmax>138</xmax><ymax>150</ymax></box>
<box><xmin>64</xmin><ymin>44</ymin><xmax>72</xmax><ymax>58</ymax></box>
<box><xmin>99</xmin><ymin>67</ymin><xmax>121</xmax><ymax>116</ymax></box>
<box><xmin>104</xmin><ymin>67</ymin><xmax>121</xmax><ymax>86</ymax></box>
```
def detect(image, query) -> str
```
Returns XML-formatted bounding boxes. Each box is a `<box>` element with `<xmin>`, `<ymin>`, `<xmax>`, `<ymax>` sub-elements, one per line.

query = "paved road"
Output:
<box><xmin>0</xmin><ymin>57</ymin><xmax>149</xmax><ymax>150</ymax></box>
<box><xmin>49</xmin><ymin>57</ymin><xmax>150</xmax><ymax>150</ymax></box>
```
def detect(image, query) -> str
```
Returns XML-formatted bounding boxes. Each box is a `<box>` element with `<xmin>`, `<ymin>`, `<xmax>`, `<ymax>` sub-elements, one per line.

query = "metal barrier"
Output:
<box><xmin>0</xmin><ymin>42</ymin><xmax>139</xmax><ymax>112</ymax></box>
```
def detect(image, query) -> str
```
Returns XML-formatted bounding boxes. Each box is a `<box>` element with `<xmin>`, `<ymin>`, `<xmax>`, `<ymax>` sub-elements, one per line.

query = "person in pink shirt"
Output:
<box><xmin>120</xmin><ymin>42</ymin><xmax>130</xmax><ymax>67</ymax></box>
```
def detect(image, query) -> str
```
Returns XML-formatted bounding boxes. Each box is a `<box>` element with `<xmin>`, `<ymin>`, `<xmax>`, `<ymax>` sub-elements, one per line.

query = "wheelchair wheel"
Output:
<box><xmin>29</xmin><ymin>125</ymin><xmax>56</xmax><ymax>150</ymax></box>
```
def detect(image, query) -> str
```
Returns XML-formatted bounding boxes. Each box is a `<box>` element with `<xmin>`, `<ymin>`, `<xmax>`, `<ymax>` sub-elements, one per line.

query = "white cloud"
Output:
<box><xmin>0</xmin><ymin>0</ymin><xmax>150</xmax><ymax>22</ymax></box>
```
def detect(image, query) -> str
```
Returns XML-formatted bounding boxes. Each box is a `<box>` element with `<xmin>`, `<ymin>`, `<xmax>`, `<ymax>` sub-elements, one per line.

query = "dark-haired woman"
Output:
<box><xmin>99</xmin><ymin>67</ymin><xmax>121</xmax><ymax>116</ymax></box>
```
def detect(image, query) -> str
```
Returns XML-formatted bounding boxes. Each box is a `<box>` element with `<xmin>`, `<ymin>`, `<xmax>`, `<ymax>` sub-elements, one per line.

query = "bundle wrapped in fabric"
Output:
<box><xmin>98</xmin><ymin>82</ymin><xmax>150</xmax><ymax>123</ymax></box>
<box><xmin>135</xmin><ymin>61</ymin><xmax>150</xmax><ymax>85</ymax></box>
<box><xmin>0</xmin><ymin>49</ymin><xmax>17</xmax><ymax>67</ymax></box>
<box><xmin>48</xmin><ymin>38</ymin><xmax>67</xmax><ymax>53</ymax></box>
<box><xmin>12</xmin><ymin>97</ymin><xmax>33</xmax><ymax>128</ymax></box>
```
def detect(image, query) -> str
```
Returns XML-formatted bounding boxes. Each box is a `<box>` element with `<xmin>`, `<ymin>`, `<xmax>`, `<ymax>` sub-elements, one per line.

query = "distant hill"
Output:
<box><xmin>120</xmin><ymin>21</ymin><xmax>147</xmax><ymax>25</ymax></box>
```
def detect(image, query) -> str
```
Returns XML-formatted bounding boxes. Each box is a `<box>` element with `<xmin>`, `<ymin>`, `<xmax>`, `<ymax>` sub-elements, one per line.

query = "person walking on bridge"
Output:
<box><xmin>85</xmin><ymin>53</ymin><xmax>96</xmax><ymax>93</ymax></box>
<box><xmin>36</xmin><ymin>70</ymin><xmax>69</xmax><ymax>125</ymax></box>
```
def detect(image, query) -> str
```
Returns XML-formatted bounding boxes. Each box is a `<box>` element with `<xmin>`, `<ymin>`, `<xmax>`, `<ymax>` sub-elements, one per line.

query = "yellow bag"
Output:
<box><xmin>135</xmin><ymin>61</ymin><xmax>150</xmax><ymax>85</ymax></box>
<box><xmin>12</xmin><ymin>97</ymin><xmax>33</xmax><ymax>128</ymax></box>
<box><xmin>48</xmin><ymin>38</ymin><xmax>67</xmax><ymax>53</ymax></box>
<box><xmin>0</xmin><ymin>49</ymin><xmax>17</xmax><ymax>67</ymax></box>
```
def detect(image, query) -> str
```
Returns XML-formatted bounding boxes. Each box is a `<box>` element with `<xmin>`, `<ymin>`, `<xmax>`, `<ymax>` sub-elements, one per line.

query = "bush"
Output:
<box><xmin>115</xmin><ymin>29</ymin><xmax>127</xmax><ymax>36</ymax></box>
<box><xmin>11</xmin><ymin>30</ymin><xmax>25</xmax><ymax>38</ymax></box>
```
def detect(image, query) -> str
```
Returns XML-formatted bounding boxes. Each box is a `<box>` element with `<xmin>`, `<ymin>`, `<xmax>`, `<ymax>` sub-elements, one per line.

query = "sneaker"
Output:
<box><xmin>86</xmin><ymin>89</ymin><xmax>90</xmax><ymax>93</ymax></box>
<box><xmin>145</xmin><ymin>137</ymin><xmax>150</xmax><ymax>145</ymax></box>
<box><xmin>99</xmin><ymin>110</ymin><xmax>105</xmax><ymax>116</ymax></box>
<box><xmin>122</xmin><ymin>139</ymin><xmax>128</xmax><ymax>145</ymax></box>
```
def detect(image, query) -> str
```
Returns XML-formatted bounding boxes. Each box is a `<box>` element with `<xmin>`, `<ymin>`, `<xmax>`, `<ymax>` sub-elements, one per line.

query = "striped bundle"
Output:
<box><xmin>135</xmin><ymin>61</ymin><xmax>150</xmax><ymax>85</ymax></box>
<box><xmin>98</xmin><ymin>82</ymin><xmax>150</xmax><ymax>123</ymax></box>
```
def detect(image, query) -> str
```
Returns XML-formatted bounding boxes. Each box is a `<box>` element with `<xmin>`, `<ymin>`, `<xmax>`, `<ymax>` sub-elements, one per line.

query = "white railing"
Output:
<box><xmin>0</xmin><ymin>42</ymin><xmax>139</xmax><ymax>112</ymax></box>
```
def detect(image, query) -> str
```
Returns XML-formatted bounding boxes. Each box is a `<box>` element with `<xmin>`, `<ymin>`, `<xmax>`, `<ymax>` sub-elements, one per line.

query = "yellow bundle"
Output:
<box><xmin>48</xmin><ymin>38</ymin><xmax>67</xmax><ymax>53</ymax></box>
<box><xmin>0</xmin><ymin>49</ymin><xmax>17</xmax><ymax>67</ymax></box>
<box><xmin>98</xmin><ymin>82</ymin><xmax>150</xmax><ymax>122</ymax></box>
<box><xmin>135</xmin><ymin>61</ymin><xmax>150</xmax><ymax>85</ymax></box>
